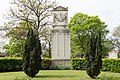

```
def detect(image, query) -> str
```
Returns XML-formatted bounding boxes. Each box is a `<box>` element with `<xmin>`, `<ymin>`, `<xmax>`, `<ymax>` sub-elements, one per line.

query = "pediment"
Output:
<box><xmin>53</xmin><ymin>6</ymin><xmax>68</xmax><ymax>11</ymax></box>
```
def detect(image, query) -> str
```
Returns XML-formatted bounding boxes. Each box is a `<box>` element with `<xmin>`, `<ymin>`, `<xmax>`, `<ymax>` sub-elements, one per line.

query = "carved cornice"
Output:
<box><xmin>53</xmin><ymin>6</ymin><xmax>68</xmax><ymax>11</ymax></box>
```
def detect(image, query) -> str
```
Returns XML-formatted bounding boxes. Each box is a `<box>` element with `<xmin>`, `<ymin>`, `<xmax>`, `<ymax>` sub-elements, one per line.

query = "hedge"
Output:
<box><xmin>102</xmin><ymin>59</ymin><xmax>120</xmax><ymax>73</ymax></box>
<box><xmin>71</xmin><ymin>58</ymin><xmax>120</xmax><ymax>73</ymax></box>
<box><xmin>1</xmin><ymin>58</ymin><xmax>120</xmax><ymax>73</ymax></box>
<box><xmin>71</xmin><ymin>58</ymin><xmax>86</xmax><ymax>70</ymax></box>
<box><xmin>0</xmin><ymin>58</ymin><xmax>51</xmax><ymax>72</ymax></box>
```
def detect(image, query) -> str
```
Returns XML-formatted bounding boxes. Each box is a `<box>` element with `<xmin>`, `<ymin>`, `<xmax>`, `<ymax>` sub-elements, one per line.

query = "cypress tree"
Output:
<box><xmin>23</xmin><ymin>29</ymin><xmax>42</xmax><ymax>78</ymax></box>
<box><xmin>85</xmin><ymin>30</ymin><xmax>102</xmax><ymax>79</ymax></box>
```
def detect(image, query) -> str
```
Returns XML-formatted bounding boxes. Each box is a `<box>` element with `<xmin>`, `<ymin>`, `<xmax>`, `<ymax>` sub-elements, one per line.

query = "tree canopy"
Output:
<box><xmin>69</xmin><ymin>12</ymin><xmax>109</xmax><ymax>79</ymax></box>
<box><xmin>3</xmin><ymin>22</ymin><xmax>29</xmax><ymax>57</ymax></box>
<box><xmin>113</xmin><ymin>26</ymin><xmax>120</xmax><ymax>38</ymax></box>
<box><xmin>3</xmin><ymin>0</ymin><xmax>56</xmax><ymax>57</ymax></box>
<box><xmin>68</xmin><ymin>12</ymin><xmax>109</xmax><ymax>58</ymax></box>
<box><xmin>8</xmin><ymin>0</ymin><xmax>56</xmax><ymax>33</ymax></box>
<box><xmin>23</xmin><ymin>28</ymin><xmax>42</xmax><ymax>77</ymax></box>
<box><xmin>110</xmin><ymin>25</ymin><xmax>120</xmax><ymax>58</ymax></box>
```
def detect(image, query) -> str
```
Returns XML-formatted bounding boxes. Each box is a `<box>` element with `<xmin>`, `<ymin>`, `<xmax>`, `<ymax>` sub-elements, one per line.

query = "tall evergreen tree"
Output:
<box><xmin>23</xmin><ymin>28</ymin><xmax>42</xmax><ymax>77</ymax></box>
<box><xmin>85</xmin><ymin>30</ymin><xmax>102</xmax><ymax>79</ymax></box>
<box><xmin>69</xmin><ymin>13</ymin><xmax>107</xmax><ymax>79</ymax></box>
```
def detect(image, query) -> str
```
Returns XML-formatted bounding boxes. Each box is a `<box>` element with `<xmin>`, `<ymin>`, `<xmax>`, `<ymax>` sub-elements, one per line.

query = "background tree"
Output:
<box><xmin>23</xmin><ymin>28</ymin><xmax>42</xmax><ymax>77</ymax></box>
<box><xmin>4</xmin><ymin>0</ymin><xmax>56</xmax><ymax>56</ymax></box>
<box><xmin>113</xmin><ymin>26</ymin><xmax>120</xmax><ymax>37</ymax></box>
<box><xmin>102</xmin><ymin>38</ymin><xmax>113</xmax><ymax>57</ymax></box>
<box><xmin>85</xmin><ymin>25</ymin><xmax>102</xmax><ymax>79</ymax></box>
<box><xmin>8</xmin><ymin>0</ymin><xmax>56</xmax><ymax>35</ymax></box>
<box><xmin>68</xmin><ymin>13</ymin><xmax>109</xmax><ymax>58</ymax></box>
<box><xmin>5</xmin><ymin>0</ymin><xmax>56</xmax><ymax>77</ymax></box>
<box><xmin>3</xmin><ymin>22</ymin><xmax>29</xmax><ymax>57</ymax></box>
<box><xmin>69</xmin><ymin>13</ymin><xmax>109</xmax><ymax>78</ymax></box>
<box><xmin>109</xmin><ymin>26</ymin><xmax>120</xmax><ymax>58</ymax></box>
<box><xmin>40</xmin><ymin>27</ymin><xmax>51</xmax><ymax>58</ymax></box>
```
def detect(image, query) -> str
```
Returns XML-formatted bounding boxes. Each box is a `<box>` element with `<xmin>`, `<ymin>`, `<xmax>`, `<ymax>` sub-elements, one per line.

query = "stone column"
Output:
<box><xmin>51</xmin><ymin>6</ymin><xmax>70</xmax><ymax>68</ymax></box>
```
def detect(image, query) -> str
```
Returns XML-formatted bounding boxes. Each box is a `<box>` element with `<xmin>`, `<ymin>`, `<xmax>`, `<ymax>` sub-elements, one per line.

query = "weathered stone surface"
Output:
<box><xmin>51</xmin><ymin>6</ymin><xmax>70</xmax><ymax>67</ymax></box>
<box><xmin>53</xmin><ymin>6</ymin><xmax>68</xmax><ymax>11</ymax></box>
<box><xmin>51</xmin><ymin>59</ymin><xmax>71</xmax><ymax>68</ymax></box>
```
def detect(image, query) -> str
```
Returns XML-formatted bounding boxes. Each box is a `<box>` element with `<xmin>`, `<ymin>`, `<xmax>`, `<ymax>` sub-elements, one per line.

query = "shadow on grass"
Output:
<box><xmin>35</xmin><ymin>75</ymin><xmax>77</xmax><ymax>78</ymax></box>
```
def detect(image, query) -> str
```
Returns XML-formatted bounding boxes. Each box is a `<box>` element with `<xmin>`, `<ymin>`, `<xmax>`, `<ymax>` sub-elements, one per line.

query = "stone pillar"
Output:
<box><xmin>51</xmin><ymin>6</ymin><xmax>70</xmax><ymax>67</ymax></box>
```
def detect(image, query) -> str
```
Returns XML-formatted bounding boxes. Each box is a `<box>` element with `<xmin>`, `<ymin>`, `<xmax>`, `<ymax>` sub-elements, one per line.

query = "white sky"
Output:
<box><xmin>0</xmin><ymin>0</ymin><xmax>120</xmax><ymax>34</ymax></box>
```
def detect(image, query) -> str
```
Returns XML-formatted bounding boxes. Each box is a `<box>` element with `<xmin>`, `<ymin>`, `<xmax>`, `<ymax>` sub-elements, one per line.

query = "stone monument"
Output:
<box><xmin>51</xmin><ymin>6</ymin><xmax>70</xmax><ymax>67</ymax></box>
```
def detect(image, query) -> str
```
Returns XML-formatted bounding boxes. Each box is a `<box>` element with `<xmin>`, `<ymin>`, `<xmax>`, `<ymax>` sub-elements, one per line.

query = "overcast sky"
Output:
<box><xmin>0</xmin><ymin>0</ymin><xmax>120</xmax><ymax>34</ymax></box>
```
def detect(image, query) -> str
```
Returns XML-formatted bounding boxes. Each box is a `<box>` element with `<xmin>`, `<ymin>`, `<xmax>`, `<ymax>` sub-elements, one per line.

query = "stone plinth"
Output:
<box><xmin>51</xmin><ymin>59</ymin><xmax>71</xmax><ymax>68</ymax></box>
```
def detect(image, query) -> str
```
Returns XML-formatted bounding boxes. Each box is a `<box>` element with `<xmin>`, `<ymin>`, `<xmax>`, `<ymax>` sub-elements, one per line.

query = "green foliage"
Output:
<box><xmin>102</xmin><ymin>39</ymin><xmax>113</xmax><ymax>58</ymax></box>
<box><xmin>23</xmin><ymin>29</ymin><xmax>42</xmax><ymax>77</ymax></box>
<box><xmin>68</xmin><ymin>13</ymin><xmax>88</xmax><ymax>57</ymax></box>
<box><xmin>102</xmin><ymin>59</ymin><xmax>120</xmax><ymax>73</ymax></box>
<box><xmin>69</xmin><ymin>12</ymin><xmax>109</xmax><ymax>79</ymax></box>
<box><xmin>3</xmin><ymin>0</ymin><xmax>56</xmax><ymax>57</ymax></box>
<box><xmin>3</xmin><ymin>40</ymin><xmax>24</xmax><ymax>57</ymax></box>
<box><xmin>68</xmin><ymin>12</ymin><xmax>109</xmax><ymax>58</ymax></box>
<box><xmin>85</xmin><ymin>29</ymin><xmax>102</xmax><ymax>79</ymax></box>
<box><xmin>71</xmin><ymin>58</ymin><xmax>86</xmax><ymax>70</ymax></box>
<box><xmin>42</xmin><ymin>49</ymin><xmax>51</xmax><ymax>58</ymax></box>
<box><xmin>40</xmin><ymin>58</ymin><xmax>51</xmax><ymax>70</ymax></box>
<box><xmin>71</xmin><ymin>58</ymin><xmax>120</xmax><ymax>73</ymax></box>
<box><xmin>102</xmin><ymin>59</ymin><xmax>111</xmax><ymax>71</ymax></box>
<box><xmin>3</xmin><ymin>22</ymin><xmax>29</xmax><ymax>57</ymax></box>
<box><xmin>0</xmin><ymin>58</ymin><xmax>51</xmax><ymax>72</ymax></box>
<box><xmin>0</xmin><ymin>58</ymin><xmax>22</xmax><ymax>72</ymax></box>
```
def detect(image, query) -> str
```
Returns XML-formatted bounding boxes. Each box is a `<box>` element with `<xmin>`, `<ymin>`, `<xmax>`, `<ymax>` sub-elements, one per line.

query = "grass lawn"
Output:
<box><xmin>0</xmin><ymin>70</ymin><xmax>120</xmax><ymax>80</ymax></box>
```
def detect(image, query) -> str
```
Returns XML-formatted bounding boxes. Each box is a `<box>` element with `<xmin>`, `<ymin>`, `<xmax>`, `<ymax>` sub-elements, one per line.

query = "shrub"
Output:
<box><xmin>72</xmin><ymin>58</ymin><xmax>120</xmax><ymax>73</ymax></box>
<box><xmin>102</xmin><ymin>59</ymin><xmax>120</xmax><ymax>73</ymax></box>
<box><xmin>0</xmin><ymin>58</ymin><xmax>22</xmax><ymax>72</ymax></box>
<box><xmin>23</xmin><ymin>29</ymin><xmax>42</xmax><ymax>77</ymax></box>
<box><xmin>102</xmin><ymin>59</ymin><xmax>111</xmax><ymax>71</ymax></box>
<box><xmin>71</xmin><ymin>58</ymin><xmax>86</xmax><ymax>70</ymax></box>
<box><xmin>109</xmin><ymin>59</ymin><xmax>120</xmax><ymax>73</ymax></box>
<box><xmin>0</xmin><ymin>58</ymin><xmax>51</xmax><ymax>72</ymax></box>
<box><xmin>40</xmin><ymin>58</ymin><xmax>51</xmax><ymax>70</ymax></box>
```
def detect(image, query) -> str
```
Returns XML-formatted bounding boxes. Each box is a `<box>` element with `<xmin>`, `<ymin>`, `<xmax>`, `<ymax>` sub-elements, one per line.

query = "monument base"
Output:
<box><xmin>50</xmin><ymin>59</ymin><xmax>71</xmax><ymax>69</ymax></box>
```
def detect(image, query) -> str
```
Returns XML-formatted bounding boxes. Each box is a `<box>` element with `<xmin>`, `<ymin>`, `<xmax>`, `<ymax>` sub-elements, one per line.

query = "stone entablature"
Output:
<box><xmin>51</xmin><ymin>29</ymin><xmax>69</xmax><ymax>33</ymax></box>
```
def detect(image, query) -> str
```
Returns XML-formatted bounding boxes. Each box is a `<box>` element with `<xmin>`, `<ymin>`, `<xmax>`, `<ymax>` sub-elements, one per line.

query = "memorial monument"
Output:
<box><xmin>51</xmin><ymin>6</ymin><xmax>70</xmax><ymax>67</ymax></box>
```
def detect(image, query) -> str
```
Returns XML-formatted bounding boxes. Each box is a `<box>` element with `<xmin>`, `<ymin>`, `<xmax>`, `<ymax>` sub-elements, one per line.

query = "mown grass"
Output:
<box><xmin>0</xmin><ymin>70</ymin><xmax>120</xmax><ymax>80</ymax></box>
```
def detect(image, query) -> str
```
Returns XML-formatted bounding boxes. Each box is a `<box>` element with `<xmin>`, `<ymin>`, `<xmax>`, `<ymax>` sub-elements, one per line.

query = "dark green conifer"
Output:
<box><xmin>85</xmin><ymin>31</ymin><xmax>102</xmax><ymax>79</ymax></box>
<box><xmin>23</xmin><ymin>29</ymin><xmax>42</xmax><ymax>78</ymax></box>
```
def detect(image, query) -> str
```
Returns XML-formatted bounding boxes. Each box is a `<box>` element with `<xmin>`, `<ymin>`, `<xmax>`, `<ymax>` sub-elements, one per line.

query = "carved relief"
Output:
<box><xmin>53</xmin><ymin>12</ymin><xmax>68</xmax><ymax>23</ymax></box>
